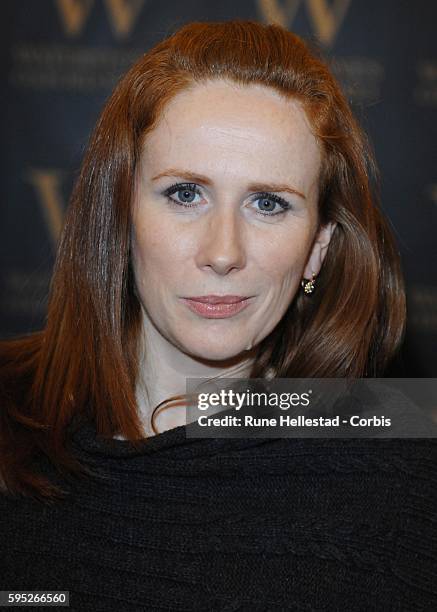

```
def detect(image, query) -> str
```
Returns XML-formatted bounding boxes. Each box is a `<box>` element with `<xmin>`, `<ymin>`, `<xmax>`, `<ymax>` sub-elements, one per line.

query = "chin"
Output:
<box><xmin>179</xmin><ymin>338</ymin><xmax>249</xmax><ymax>363</ymax></box>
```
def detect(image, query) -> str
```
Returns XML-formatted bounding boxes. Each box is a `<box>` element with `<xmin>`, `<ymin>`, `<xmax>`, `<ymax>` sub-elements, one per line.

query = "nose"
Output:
<box><xmin>195</xmin><ymin>206</ymin><xmax>246</xmax><ymax>275</ymax></box>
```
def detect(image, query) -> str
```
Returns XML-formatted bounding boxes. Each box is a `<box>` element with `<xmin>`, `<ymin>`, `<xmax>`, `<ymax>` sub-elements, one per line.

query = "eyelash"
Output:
<box><xmin>162</xmin><ymin>182</ymin><xmax>291</xmax><ymax>217</ymax></box>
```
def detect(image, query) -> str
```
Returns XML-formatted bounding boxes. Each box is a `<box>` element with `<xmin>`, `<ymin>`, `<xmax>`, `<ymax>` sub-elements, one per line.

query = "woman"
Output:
<box><xmin>1</xmin><ymin>20</ymin><xmax>435</xmax><ymax>611</ymax></box>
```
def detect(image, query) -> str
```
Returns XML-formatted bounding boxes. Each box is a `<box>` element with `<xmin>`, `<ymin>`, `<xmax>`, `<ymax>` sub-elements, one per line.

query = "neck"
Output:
<box><xmin>135</xmin><ymin>308</ymin><xmax>257</xmax><ymax>436</ymax></box>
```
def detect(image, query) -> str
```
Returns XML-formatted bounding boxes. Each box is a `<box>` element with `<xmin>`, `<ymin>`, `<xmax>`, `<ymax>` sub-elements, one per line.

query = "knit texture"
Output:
<box><xmin>1</xmin><ymin>421</ymin><xmax>436</xmax><ymax>611</ymax></box>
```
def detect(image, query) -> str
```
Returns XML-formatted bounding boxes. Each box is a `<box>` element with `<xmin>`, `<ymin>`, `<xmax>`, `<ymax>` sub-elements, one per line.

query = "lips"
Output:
<box><xmin>184</xmin><ymin>295</ymin><xmax>250</xmax><ymax>304</ymax></box>
<box><xmin>181</xmin><ymin>296</ymin><xmax>253</xmax><ymax>319</ymax></box>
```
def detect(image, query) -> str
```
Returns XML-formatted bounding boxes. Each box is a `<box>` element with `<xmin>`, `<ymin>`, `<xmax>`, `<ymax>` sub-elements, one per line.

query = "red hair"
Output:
<box><xmin>0</xmin><ymin>20</ymin><xmax>405</xmax><ymax>501</ymax></box>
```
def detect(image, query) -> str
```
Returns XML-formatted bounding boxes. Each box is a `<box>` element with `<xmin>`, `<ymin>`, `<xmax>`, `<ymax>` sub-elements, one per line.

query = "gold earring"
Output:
<box><xmin>301</xmin><ymin>273</ymin><xmax>316</xmax><ymax>294</ymax></box>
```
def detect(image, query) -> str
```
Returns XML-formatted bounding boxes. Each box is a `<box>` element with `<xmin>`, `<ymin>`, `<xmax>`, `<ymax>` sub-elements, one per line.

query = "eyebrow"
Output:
<box><xmin>151</xmin><ymin>169</ymin><xmax>307</xmax><ymax>200</ymax></box>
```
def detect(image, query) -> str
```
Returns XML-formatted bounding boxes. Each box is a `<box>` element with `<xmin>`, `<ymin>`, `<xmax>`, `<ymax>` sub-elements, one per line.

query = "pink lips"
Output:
<box><xmin>181</xmin><ymin>295</ymin><xmax>253</xmax><ymax>318</ymax></box>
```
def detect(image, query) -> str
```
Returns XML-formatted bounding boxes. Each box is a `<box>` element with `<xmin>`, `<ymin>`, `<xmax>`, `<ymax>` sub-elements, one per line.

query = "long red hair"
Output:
<box><xmin>0</xmin><ymin>20</ymin><xmax>405</xmax><ymax>501</ymax></box>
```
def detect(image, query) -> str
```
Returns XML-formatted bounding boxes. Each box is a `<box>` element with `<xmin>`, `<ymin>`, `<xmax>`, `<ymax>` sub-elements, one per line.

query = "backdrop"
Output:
<box><xmin>1</xmin><ymin>0</ymin><xmax>436</xmax><ymax>375</ymax></box>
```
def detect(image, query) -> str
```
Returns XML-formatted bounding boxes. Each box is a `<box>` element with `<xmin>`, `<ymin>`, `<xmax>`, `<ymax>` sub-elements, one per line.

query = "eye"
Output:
<box><xmin>163</xmin><ymin>182</ymin><xmax>203</xmax><ymax>208</ymax></box>
<box><xmin>162</xmin><ymin>183</ymin><xmax>292</xmax><ymax>217</ymax></box>
<box><xmin>250</xmin><ymin>192</ymin><xmax>291</xmax><ymax>217</ymax></box>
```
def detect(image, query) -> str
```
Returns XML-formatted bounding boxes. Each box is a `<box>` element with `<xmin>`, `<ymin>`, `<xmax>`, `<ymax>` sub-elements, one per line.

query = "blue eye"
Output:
<box><xmin>251</xmin><ymin>193</ymin><xmax>291</xmax><ymax>216</ymax></box>
<box><xmin>163</xmin><ymin>183</ymin><xmax>202</xmax><ymax>207</ymax></box>
<box><xmin>162</xmin><ymin>183</ymin><xmax>291</xmax><ymax>217</ymax></box>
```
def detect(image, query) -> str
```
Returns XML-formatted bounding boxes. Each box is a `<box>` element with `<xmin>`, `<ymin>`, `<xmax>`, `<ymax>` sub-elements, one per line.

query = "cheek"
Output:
<box><xmin>253</xmin><ymin>226</ymin><xmax>313</xmax><ymax>290</ymax></box>
<box><xmin>131</xmin><ymin>214</ymin><xmax>190</xmax><ymax>290</ymax></box>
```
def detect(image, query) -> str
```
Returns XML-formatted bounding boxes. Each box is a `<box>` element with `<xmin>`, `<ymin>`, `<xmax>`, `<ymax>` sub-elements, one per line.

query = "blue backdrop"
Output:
<box><xmin>1</xmin><ymin>0</ymin><xmax>436</xmax><ymax>375</ymax></box>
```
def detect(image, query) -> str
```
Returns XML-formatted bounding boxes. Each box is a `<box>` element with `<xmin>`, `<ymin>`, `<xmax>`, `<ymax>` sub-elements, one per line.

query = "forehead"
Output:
<box><xmin>140</xmin><ymin>79</ymin><xmax>322</xmax><ymax>189</ymax></box>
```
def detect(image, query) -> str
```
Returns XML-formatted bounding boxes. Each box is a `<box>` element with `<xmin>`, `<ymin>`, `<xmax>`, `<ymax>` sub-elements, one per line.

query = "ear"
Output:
<box><xmin>303</xmin><ymin>221</ymin><xmax>337</xmax><ymax>278</ymax></box>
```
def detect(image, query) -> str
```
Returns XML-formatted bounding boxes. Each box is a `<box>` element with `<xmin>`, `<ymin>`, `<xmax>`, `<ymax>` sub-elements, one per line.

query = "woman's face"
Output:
<box><xmin>131</xmin><ymin>79</ymin><xmax>335</xmax><ymax>361</ymax></box>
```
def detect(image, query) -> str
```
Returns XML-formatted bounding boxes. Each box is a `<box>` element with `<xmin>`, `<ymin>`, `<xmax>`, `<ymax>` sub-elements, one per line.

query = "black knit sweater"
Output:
<box><xmin>1</xmin><ymin>421</ymin><xmax>436</xmax><ymax>611</ymax></box>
